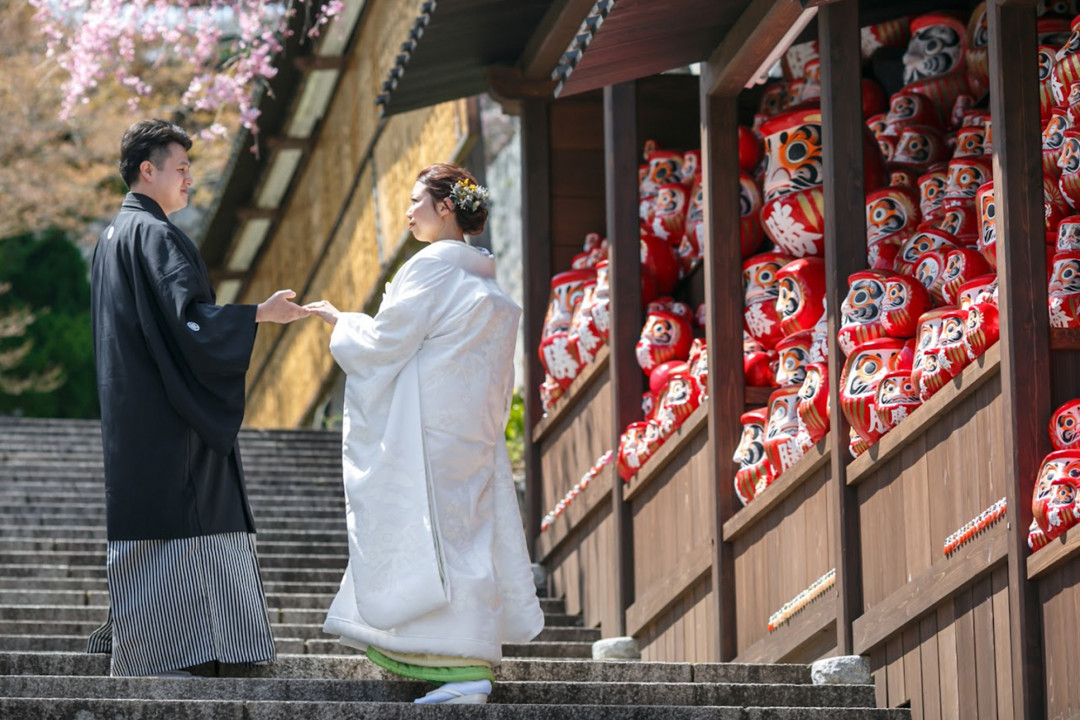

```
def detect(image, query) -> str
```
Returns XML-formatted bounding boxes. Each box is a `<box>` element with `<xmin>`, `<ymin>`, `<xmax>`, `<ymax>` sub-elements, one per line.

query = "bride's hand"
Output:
<box><xmin>304</xmin><ymin>300</ymin><xmax>340</xmax><ymax>326</ymax></box>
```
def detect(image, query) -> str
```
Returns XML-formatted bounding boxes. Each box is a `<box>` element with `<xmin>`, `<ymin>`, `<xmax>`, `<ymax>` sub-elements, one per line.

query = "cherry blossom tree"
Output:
<box><xmin>28</xmin><ymin>0</ymin><xmax>344</xmax><ymax>140</ymax></box>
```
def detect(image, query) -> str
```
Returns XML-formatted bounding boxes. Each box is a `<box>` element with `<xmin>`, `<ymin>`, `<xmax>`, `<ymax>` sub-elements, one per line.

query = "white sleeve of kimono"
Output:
<box><xmin>327</xmin><ymin>257</ymin><xmax>455</xmax><ymax>378</ymax></box>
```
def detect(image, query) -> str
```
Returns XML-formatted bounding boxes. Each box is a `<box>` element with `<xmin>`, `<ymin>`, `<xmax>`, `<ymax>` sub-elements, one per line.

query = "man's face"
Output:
<box><xmin>142</xmin><ymin>142</ymin><xmax>193</xmax><ymax>216</ymax></box>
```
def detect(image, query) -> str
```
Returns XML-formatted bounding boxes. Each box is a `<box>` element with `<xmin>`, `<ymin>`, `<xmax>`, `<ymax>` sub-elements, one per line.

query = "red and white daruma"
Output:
<box><xmin>654</xmin><ymin>372</ymin><xmax>702</xmax><ymax>437</ymax></box>
<box><xmin>1050</xmin><ymin>398</ymin><xmax>1080</xmax><ymax>452</ymax></box>
<box><xmin>875</xmin><ymin>370</ymin><xmax>922</xmax><ymax>434</ymax></box>
<box><xmin>840</xmin><ymin>336</ymin><xmax>914</xmax><ymax>447</ymax></box>
<box><xmin>635</xmin><ymin>299</ymin><xmax>694</xmax><ymax>374</ymax></box>
<box><xmin>956</xmin><ymin>273</ymin><xmax>997</xmax><ymax>310</ymax></box>
<box><xmin>796</xmin><ymin>361</ymin><xmax>830</xmax><ymax>447</ymax></box>
<box><xmin>773</xmin><ymin>330</ymin><xmax>814</xmax><ymax>388</ymax></box>
<box><xmin>733</xmin><ymin>408</ymin><xmax>774</xmax><ymax>506</ymax></box>
<box><xmin>775</xmin><ymin>257</ymin><xmax>827</xmax><ymax>336</ymax></box>
<box><xmin>962</xmin><ymin>301</ymin><xmax>999</xmax><ymax>361</ymax></box>
<box><xmin>539</xmin><ymin>269</ymin><xmax>595</xmax><ymax>389</ymax></box>
<box><xmin>1048</xmin><ymin>250</ymin><xmax>1080</xmax><ymax>328</ymax></box>
<box><xmin>1031</xmin><ymin>448</ymin><xmax>1080</xmax><ymax>542</ymax></box>
<box><xmin>764</xmin><ymin>385</ymin><xmax>806</xmax><ymax>476</ymax></box>
<box><xmin>937</xmin><ymin>306</ymin><xmax>973</xmax><ymax>377</ymax></box>
<box><xmin>917</xmin><ymin>164</ymin><xmax>949</xmax><ymax>224</ymax></box>
<box><xmin>743</xmin><ymin>251</ymin><xmax>794</xmax><ymax>349</ymax></box>
<box><xmin>910</xmin><ymin>306</ymin><xmax>951</xmax><ymax>397</ymax></box>
<box><xmin>940</xmin><ymin>247</ymin><xmax>992</xmax><ymax>306</ymax></box>
<box><xmin>648</xmin><ymin>183</ymin><xmax>689</xmax><ymax>246</ymax></box>
<box><xmin>744</xmin><ymin>331</ymin><xmax>777</xmax><ymax>388</ymax></box>
<box><xmin>976</xmin><ymin>178</ymin><xmax>997</xmax><ymax>270</ymax></box>
<box><xmin>894</xmin><ymin>228</ymin><xmax>960</xmax><ymax>276</ymax></box>
<box><xmin>617</xmin><ymin>421</ymin><xmax>650</xmax><ymax>482</ymax></box>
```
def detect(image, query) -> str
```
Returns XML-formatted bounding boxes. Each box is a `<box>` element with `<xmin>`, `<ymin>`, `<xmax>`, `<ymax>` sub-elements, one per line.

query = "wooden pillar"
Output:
<box><xmin>987</xmin><ymin>1</ymin><xmax>1048</xmax><ymax>717</ymax></box>
<box><xmin>604</xmin><ymin>82</ymin><xmax>641</xmax><ymax>635</ymax></box>
<box><xmin>521</xmin><ymin>99</ymin><xmax>552</xmax><ymax>559</ymax></box>
<box><xmin>818</xmin><ymin>0</ymin><xmax>866</xmax><ymax>655</ymax></box>
<box><xmin>700</xmin><ymin>78</ymin><xmax>743</xmax><ymax>662</ymax></box>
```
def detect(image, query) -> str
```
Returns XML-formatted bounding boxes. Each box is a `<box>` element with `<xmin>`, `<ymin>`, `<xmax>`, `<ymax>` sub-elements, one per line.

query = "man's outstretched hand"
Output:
<box><xmin>256</xmin><ymin>290</ymin><xmax>309</xmax><ymax>324</ymax></box>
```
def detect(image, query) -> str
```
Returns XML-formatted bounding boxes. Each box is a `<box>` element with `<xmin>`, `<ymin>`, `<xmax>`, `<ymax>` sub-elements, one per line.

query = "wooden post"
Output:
<box><xmin>604</xmin><ymin>81</ymin><xmax>641</xmax><ymax>635</ymax></box>
<box><xmin>521</xmin><ymin>99</ymin><xmax>552</xmax><ymax>559</ymax></box>
<box><xmin>818</xmin><ymin>0</ymin><xmax>865</xmax><ymax>655</ymax></box>
<box><xmin>699</xmin><ymin>76</ymin><xmax>743</xmax><ymax>662</ymax></box>
<box><xmin>987</xmin><ymin>1</ymin><xmax>1048</xmax><ymax>717</ymax></box>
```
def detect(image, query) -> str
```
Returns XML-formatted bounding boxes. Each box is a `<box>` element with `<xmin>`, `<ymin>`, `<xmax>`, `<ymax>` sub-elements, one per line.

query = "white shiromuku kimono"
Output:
<box><xmin>322</xmin><ymin>239</ymin><xmax>544</xmax><ymax>665</ymax></box>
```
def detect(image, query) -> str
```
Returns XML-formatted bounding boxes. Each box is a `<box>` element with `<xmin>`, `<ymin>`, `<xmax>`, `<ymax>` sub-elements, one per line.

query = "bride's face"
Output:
<box><xmin>407</xmin><ymin>181</ymin><xmax>452</xmax><ymax>243</ymax></box>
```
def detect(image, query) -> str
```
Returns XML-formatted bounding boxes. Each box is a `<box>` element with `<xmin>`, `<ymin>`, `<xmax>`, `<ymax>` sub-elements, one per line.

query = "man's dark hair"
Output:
<box><xmin>118</xmin><ymin>120</ymin><xmax>192</xmax><ymax>189</ymax></box>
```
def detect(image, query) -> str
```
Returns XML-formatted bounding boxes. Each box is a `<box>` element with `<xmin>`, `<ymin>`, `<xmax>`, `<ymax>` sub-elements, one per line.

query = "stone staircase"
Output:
<box><xmin>0</xmin><ymin>417</ymin><xmax>907</xmax><ymax>718</ymax></box>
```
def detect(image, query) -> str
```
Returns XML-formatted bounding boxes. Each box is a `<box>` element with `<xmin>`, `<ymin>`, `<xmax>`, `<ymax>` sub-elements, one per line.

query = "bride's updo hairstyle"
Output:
<box><xmin>416</xmin><ymin>163</ymin><xmax>489</xmax><ymax>236</ymax></box>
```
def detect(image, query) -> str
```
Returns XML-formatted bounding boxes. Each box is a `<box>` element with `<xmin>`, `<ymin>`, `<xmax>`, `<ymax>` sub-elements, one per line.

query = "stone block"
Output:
<box><xmin>810</xmin><ymin>655</ymin><xmax>872</xmax><ymax>685</ymax></box>
<box><xmin>591</xmin><ymin>637</ymin><xmax>640</xmax><ymax>661</ymax></box>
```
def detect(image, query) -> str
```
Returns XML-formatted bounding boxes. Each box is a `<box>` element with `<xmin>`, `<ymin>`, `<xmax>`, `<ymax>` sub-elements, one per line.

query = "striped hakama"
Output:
<box><xmin>87</xmin><ymin>532</ymin><xmax>276</xmax><ymax>677</ymax></box>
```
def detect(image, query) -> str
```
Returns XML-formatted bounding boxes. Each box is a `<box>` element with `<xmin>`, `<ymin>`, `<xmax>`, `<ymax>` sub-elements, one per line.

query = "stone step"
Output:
<box><xmin>0</xmin><ymin>634</ymin><xmax>592</xmax><ymax>660</ymax></box>
<box><xmin>0</xmin><ymin>514</ymin><xmax>350</xmax><ymax>531</ymax></box>
<box><xmin>0</xmin><ymin>505</ymin><xmax>346</xmax><ymax>519</ymax></box>
<box><xmin>0</xmin><ymin>525</ymin><xmax>349</xmax><ymax>544</ymax></box>
<box><xmin>0</xmin><ymin>698</ymin><xmax>911</xmax><ymax>720</ymax></box>
<box><xmin>0</xmin><ymin>675</ymin><xmax>879</xmax><ymax>708</ymax></box>
<box><xmin>0</xmin><ymin>563</ymin><xmax>348</xmax><ymax>583</ymax></box>
<box><xmin>0</xmin><ymin>589</ymin><xmax>344</xmax><ymax>609</ymax></box>
<box><xmin>0</xmin><ymin>538</ymin><xmax>347</xmax><ymax>556</ymax></box>
<box><xmin>0</xmin><ymin>551</ymin><xmax>348</xmax><ymax>570</ymax></box>
<box><xmin>0</xmin><ymin>652</ymin><xmax>819</xmax><ymax>685</ymax></box>
<box><xmin>0</xmin><ymin>619</ymin><xmax>595</xmax><ymax>644</ymax></box>
<box><xmin>0</xmin><ymin>481</ymin><xmax>347</xmax><ymax>497</ymax></box>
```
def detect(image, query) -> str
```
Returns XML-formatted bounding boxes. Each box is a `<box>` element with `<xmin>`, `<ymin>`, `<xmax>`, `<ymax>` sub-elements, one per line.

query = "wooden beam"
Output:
<box><xmin>988</xmin><ymin>1</ymin><xmax>1049</xmax><ymax>717</ymax></box>
<box><xmin>521</xmin><ymin>99</ymin><xmax>553</xmax><ymax>560</ymax></box>
<box><xmin>853</xmin><ymin>528</ymin><xmax>1008</xmax><ymax>655</ymax></box>
<box><xmin>604</xmin><ymin>81</ymin><xmax>641</xmax><ymax>637</ymax></box>
<box><xmin>266</xmin><ymin>136</ymin><xmax>312</xmax><ymax>152</ymax></box>
<box><xmin>700</xmin><ymin>76</ymin><xmax>743</xmax><ymax>661</ymax></box>
<box><xmin>486</xmin><ymin>65</ymin><xmax>559</xmax><ymax>115</ymax></box>
<box><xmin>519</xmin><ymin>0</ymin><xmax>597</xmax><ymax>80</ymax></box>
<box><xmin>818</xmin><ymin>0</ymin><xmax>865</xmax><ymax>657</ymax></box>
<box><xmin>705</xmin><ymin>0</ymin><xmax>814</xmax><ymax>98</ymax></box>
<box><xmin>1027</xmin><ymin>526</ymin><xmax>1080</xmax><ymax>580</ymax></box>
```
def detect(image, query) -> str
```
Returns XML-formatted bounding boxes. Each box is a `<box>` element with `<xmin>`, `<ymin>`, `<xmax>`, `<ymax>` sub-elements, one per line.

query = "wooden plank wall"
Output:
<box><xmin>628</xmin><ymin>429</ymin><xmax>717</xmax><ymax>661</ymax></box>
<box><xmin>857</xmin><ymin>376</ymin><xmax>1006</xmax><ymax>611</ymax></box>
<box><xmin>868</xmin><ymin>564</ymin><xmax>1013</xmax><ymax>720</ymax></box>
<box><xmin>732</xmin><ymin>464</ymin><xmax>835</xmax><ymax>658</ymax></box>
<box><xmin>1039</xmin><ymin>556</ymin><xmax>1080</xmax><ymax>719</ymax></box>
<box><xmin>538</xmin><ymin>371</ymin><xmax>614</xmax><ymax>516</ymax></box>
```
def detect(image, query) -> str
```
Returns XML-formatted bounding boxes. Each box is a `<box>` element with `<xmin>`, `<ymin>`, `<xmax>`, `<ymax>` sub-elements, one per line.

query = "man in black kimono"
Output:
<box><xmin>87</xmin><ymin>119</ymin><xmax>309</xmax><ymax>677</ymax></box>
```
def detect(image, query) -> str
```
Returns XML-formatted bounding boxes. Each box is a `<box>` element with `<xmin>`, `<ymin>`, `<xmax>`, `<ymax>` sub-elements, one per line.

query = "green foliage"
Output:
<box><xmin>0</xmin><ymin>229</ymin><xmax>98</xmax><ymax>418</ymax></box>
<box><xmin>504</xmin><ymin>390</ymin><xmax>525</xmax><ymax>471</ymax></box>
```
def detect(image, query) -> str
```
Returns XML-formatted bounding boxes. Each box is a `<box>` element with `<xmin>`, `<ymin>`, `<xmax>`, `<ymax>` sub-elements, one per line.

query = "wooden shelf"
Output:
<box><xmin>624</xmin><ymin>403</ymin><xmax>708</xmax><ymax>502</ymax></box>
<box><xmin>846</xmin><ymin>341</ymin><xmax>1001</xmax><ymax>487</ymax></box>
<box><xmin>1050</xmin><ymin>328</ymin><xmax>1080</xmax><ymax>350</ymax></box>
<box><xmin>534</xmin><ymin>462</ymin><xmax>614</xmax><ymax>562</ymax></box>
<box><xmin>1027</xmin><ymin>525</ymin><xmax>1080</xmax><ymax>581</ymax></box>
<box><xmin>531</xmin><ymin>344</ymin><xmax>611</xmax><ymax>444</ymax></box>
<box><xmin>853</xmin><ymin>527</ymin><xmax>1007</xmax><ymax>655</ymax></box>
<box><xmin>735</xmin><ymin>591</ymin><xmax>837</xmax><ymax>664</ymax></box>
<box><xmin>722</xmin><ymin>434</ymin><xmax>831</xmax><ymax>542</ymax></box>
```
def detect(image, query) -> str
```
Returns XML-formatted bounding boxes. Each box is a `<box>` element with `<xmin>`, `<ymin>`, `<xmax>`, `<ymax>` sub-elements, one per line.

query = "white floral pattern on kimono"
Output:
<box><xmin>322</xmin><ymin>239</ymin><xmax>544</xmax><ymax>665</ymax></box>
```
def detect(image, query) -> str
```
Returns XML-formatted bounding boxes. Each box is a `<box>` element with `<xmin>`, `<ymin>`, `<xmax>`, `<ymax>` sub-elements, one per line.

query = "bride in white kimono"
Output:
<box><xmin>305</xmin><ymin>164</ymin><xmax>543</xmax><ymax>705</ymax></box>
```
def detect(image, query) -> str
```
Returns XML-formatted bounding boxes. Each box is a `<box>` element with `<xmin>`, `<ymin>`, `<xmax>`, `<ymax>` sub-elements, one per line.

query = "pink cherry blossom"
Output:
<box><xmin>28</xmin><ymin>0</ymin><xmax>344</xmax><ymax>139</ymax></box>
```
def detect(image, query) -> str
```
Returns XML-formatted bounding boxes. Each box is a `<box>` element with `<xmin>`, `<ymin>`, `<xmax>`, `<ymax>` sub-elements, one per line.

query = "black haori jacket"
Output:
<box><xmin>91</xmin><ymin>193</ymin><xmax>258</xmax><ymax>541</ymax></box>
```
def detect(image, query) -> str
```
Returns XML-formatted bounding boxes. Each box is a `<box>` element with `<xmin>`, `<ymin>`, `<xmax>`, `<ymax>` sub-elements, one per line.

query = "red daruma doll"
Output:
<box><xmin>733</xmin><ymin>408</ymin><xmax>774</xmax><ymax>506</ymax></box>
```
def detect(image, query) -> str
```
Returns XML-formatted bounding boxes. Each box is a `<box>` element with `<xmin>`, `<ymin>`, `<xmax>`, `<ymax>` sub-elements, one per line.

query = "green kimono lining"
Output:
<box><xmin>366</xmin><ymin>646</ymin><xmax>496</xmax><ymax>684</ymax></box>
